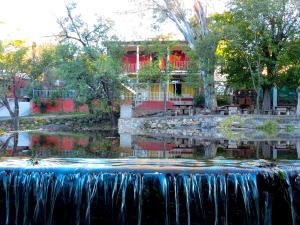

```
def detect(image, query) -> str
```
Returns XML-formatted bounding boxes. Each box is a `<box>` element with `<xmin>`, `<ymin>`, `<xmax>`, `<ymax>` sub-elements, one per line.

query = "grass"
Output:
<box><xmin>256</xmin><ymin>120</ymin><xmax>278</xmax><ymax>136</ymax></box>
<box><xmin>0</xmin><ymin>128</ymin><xmax>5</xmax><ymax>135</ymax></box>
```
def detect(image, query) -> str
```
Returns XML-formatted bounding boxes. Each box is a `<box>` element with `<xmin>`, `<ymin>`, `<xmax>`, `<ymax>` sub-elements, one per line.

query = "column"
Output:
<box><xmin>167</xmin><ymin>46</ymin><xmax>170</xmax><ymax>99</ymax></box>
<box><xmin>136</xmin><ymin>45</ymin><xmax>140</xmax><ymax>72</ymax></box>
<box><xmin>272</xmin><ymin>86</ymin><xmax>278</xmax><ymax>111</ymax></box>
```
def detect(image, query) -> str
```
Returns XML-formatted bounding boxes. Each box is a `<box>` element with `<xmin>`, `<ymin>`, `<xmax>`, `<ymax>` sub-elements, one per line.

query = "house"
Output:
<box><xmin>120</xmin><ymin>41</ymin><xmax>198</xmax><ymax>117</ymax></box>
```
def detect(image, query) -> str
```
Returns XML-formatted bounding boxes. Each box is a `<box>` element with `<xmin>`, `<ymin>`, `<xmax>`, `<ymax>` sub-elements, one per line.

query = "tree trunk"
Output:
<box><xmin>297</xmin><ymin>140</ymin><xmax>300</xmax><ymax>159</ymax></box>
<box><xmin>12</xmin><ymin>133</ymin><xmax>19</xmax><ymax>155</ymax></box>
<box><xmin>296</xmin><ymin>86</ymin><xmax>300</xmax><ymax>117</ymax></box>
<box><xmin>255</xmin><ymin>90</ymin><xmax>260</xmax><ymax>114</ymax></box>
<box><xmin>202</xmin><ymin>73</ymin><xmax>218</xmax><ymax>111</ymax></box>
<box><xmin>13</xmin><ymin>96</ymin><xmax>20</xmax><ymax>130</ymax></box>
<box><xmin>107</xmin><ymin>100</ymin><xmax>117</xmax><ymax>129</ymax></box>
<box><xmin>110</xmin><ymin>112</ymin><xmax>117</xmax><ymax>129</ymax></box>
<box><xmin>87</xmin><ymin>101</ymin><xmax>94</xmax><ymax>114</ymax></box>
<box><xmin>262</xmin><ymin>87</ymin><xmax>272</xmax><ymax>113</ymax></box>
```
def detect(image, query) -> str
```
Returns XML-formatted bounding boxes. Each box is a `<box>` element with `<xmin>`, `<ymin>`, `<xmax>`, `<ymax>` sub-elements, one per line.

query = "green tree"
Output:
<box><xmin>221</xmin><ymin>0</ymin><xmax>300</xmax><ymax>112</ymax></box>
<box><xmin>0</xmin><ymin>40</ymin><xmax>30</xmax><ymax>130</ymax></box>
<box><xmin>0</xmin><ymin>41</ymin><xmax>56</xmax><ymax>130</ymax></box>
<box><xmin>137</xmin><ymin>39</ymin><xmax>177</xmax><ymax>83</ymax></box>
<box><xmin>56</xmin><ymin>3</ymin><xmax>123</xmax><ymax>128</ymax></box>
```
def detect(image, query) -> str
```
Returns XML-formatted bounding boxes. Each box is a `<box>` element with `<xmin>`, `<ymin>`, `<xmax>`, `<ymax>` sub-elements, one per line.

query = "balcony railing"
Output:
<box><xmin>32</xmin><ymin>89</ymin><xmax>76</xmax><ymax>99</ymax></box>
<box><xmin>171</xmin><ymin>61</ymin><xmax>192</xmax><ymax>71</ymax></box>
<box><xmin>122</xmin><ymin>61</ymin><xmax>192</xmax><ymax>74</ymax></box>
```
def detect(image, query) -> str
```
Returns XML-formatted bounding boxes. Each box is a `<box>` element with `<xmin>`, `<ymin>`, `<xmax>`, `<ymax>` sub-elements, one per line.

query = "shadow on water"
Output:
<box><xmin>0</xmin><ymin>131</ymin><xmax>299</xmax><ymax>225</ymax></box>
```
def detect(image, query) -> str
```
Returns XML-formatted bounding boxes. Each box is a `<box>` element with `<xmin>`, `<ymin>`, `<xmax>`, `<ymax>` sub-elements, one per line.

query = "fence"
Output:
<box><xmin>32</xmin><ymin>90</ymin><xmax>76</xmax><ymax>99</ymax></box>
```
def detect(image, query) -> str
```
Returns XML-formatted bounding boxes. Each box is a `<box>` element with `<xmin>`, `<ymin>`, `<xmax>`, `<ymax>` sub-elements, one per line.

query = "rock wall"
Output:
<box><xmin>0</xmin><ymin>115</ymin><xmax>111</xmax><ymax>132</ymax></box>
<box><xmin>119</xmin><ymin>115</ymin><xmax>300</xmax><ymax>140</ymax></box>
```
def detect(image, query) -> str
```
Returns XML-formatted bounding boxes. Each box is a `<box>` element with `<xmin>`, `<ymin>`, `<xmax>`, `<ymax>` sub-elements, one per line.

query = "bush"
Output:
<box><xmin>0</xmin><ymin>128</ymin><xmax>5</xmax><ymax>135</ymax></box>
<box><xmin>49</xmin><ymin>97</ymin><xmax>57</xmax><ymax>107</ymax></box>
<box><xmin>256</xmin><ymin>120</ymin><xmax>278</xmax><ymax>136</ymax></box>
<box><xmin>32</xmin><ymin>96</ymin><xmax>41</xmax><ymax>106</ymax></box>
<box><xmin>40</xmin><ymin>102</ymin><xmax>48</xmax><ymax>113</ymax></box>
<box><xmin>194</xmin><ymin>95</ymin><xmax>205</xmax><ymax>107</ymax></box>
<box><xmin>217</xmin><ymin>95</ymin><xmax>231</xmax><ymax>106</ymax></box>
<box><xmin>286</xmin><ymin>125</ymin><xmax>296</xmax><ymax>133</ymax></box>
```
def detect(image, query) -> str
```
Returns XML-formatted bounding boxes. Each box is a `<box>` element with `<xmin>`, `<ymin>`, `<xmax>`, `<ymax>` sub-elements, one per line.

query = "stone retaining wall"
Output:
<box><xmin>0</xmin><ymin>115</ymin><xmax>111</xmax><ymax>132</ymax></box>
<box><xmin>119</xmin><ymin>115</ymin><xmax>300</xmax><ymax>139</ymax></box>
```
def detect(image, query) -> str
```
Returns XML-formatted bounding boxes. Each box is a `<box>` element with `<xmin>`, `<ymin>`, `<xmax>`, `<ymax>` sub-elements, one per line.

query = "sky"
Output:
<box><xmin>0</xmin><ymin>0</ymin><xmax>226</xmax><ymax>44</ymax></box>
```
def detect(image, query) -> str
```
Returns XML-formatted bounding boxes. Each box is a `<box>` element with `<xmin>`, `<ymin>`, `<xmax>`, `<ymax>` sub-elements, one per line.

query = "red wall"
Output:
<box><xmin>31</xmin><ymin>98</ymin><xmax>88</xmax><ymax>114</ymax></box>
<box><xmin>31</xmin><ymin>135</ymin><xmax>89</xmax><ymax>151</ymax></box>
<box><xmin>122</xmin><ymin>50</ymin><xmax>189</xmax><ymax>72</ymax></box>
<box><xmin>9</xmin><ymin>78</ymin><xmax>28</xmax><ymax>98</ymax></box>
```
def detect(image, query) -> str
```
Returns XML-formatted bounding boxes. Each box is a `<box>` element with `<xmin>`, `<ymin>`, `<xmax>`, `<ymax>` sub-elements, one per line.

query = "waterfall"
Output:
<box><xmin>0</xmin><ymin>170</ymin><xmax>299</xmax><ymax>225</ymax></box>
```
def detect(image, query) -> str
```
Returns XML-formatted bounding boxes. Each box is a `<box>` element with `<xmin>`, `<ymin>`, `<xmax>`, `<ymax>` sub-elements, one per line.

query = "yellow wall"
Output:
<box><xmin>168</xmin><ymin>84</ymin><xmax>174</xmax><ymax>95</ymax></box>
<box><xmin>149</xmin><ymin>83</ymin><xmax>196</xmax><ymax>97</ymax></box>
<box><xmin>182</xmin><ymin>84</ymin><xmax>196</xmax><ymax>97</ymax></box>
<box><xmin>151</xmin><ymin>83</ymin><xmax>160</xmax><ymax>93</ymax></box>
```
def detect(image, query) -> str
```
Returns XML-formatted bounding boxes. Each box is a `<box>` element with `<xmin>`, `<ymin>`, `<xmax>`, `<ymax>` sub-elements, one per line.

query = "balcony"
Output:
<box><xmin>122</xmin><ymin>61</ymin><xmax>192</xmax><ymax>74</ymax></box>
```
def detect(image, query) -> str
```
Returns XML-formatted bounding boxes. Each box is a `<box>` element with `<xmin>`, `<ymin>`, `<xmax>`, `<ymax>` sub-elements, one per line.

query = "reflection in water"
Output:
<box><xmin>0</xmin><ymin>133</ymin><xmax>20</xmax><ymax>156</ymax></box>
<box><xmin>0</xmin><ymin>132</ymin><xmax>299</xmax><ymax>225</ymax></box>
<box><xmin>0</xmin><ymin>132</ymin><xmax>299</xmax><ymax>161</ymax></box>
<box><xmin>129</xmin><ymin>135</ymin><xmax>300</xmax><ymax>160</ymax></box>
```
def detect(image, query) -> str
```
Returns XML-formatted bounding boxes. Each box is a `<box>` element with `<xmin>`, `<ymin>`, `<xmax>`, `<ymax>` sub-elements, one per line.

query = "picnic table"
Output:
<box><xmin>217</xmin><ymin>105</ymin><xmax>240</xmax><ymax>115</ymax></box>
<box><xmin>274</xmin><ymin>105</ymin><xmax>295</xmax><ymax>115</ymax></box>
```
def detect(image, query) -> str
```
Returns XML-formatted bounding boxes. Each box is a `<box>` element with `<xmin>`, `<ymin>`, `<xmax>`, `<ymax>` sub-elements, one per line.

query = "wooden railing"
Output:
<box><xmin>32</xmin><ymin>89</ymin><xmax>76</xmax><ymax>99</ymax></box>
<box><xmin>122</xmin><ymin>61</ymin><xmax>192</xmax><ymax>73</ymax></box>
<box><xmin>171</xmin><ymin>61</ymin><xmax>192</xmax><ymax>70</ymax></box>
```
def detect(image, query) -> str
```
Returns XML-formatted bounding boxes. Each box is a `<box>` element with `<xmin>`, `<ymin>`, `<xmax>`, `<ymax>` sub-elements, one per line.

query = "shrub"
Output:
<box><xmin>194</xmin><ymin>95</ymin><xmax>205</xmax><ymax>107</ymax></box>
<box><xmin>219</xmin><ymin>115</ymin><xmax>243</xmax><ymax>140</ymax></box>
<box><xmin>286</xmin><ymin>125</ymin><xmax>296</xmax><ymax>133</ymax></box>
<box><xmin>0</xmin><ymin>128</ymin><xmax>5</xmax><ymax>135</ymax></box>
<box><xmin>217</xmin><ymin>95</ymin><xmax>231</xmax><ymax>106</ymax></box>
<box><xmin>256</xmin><ymin>120</ymin><xmax>278</xmax><ymax>136</ymax></box>
<box><xmin>40</xmin><ymin>102</ymin><xmax>48</xmax><ymax>113</ymax></box>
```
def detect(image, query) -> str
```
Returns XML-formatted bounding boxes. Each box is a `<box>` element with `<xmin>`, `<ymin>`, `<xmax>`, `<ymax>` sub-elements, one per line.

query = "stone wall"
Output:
<box><xmin>0</xmin><ymin>115</ymin><xmax>111</xmax><ymax>132</ymax></box>
<box><xmin>119</xmin><ymin>115</ymin><xmax>300</xmax><ymax>140</ymax></box>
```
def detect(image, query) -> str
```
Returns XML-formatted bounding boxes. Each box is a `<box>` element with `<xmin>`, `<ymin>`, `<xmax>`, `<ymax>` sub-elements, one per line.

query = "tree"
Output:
<box><xmin>224</xmin><ymin>0</ymin><xmax>300</xmax><ymax>111</ymax></box>
<box><xmin>137</xmin><ymin>39</ymin><xmax>177</xmax><ymax>83</ymax></box>
<box><xmin>215</xmin><ymin>11</ymin><xmax>263</xmax><ymax>112</ymax></box>
<box><xmin>0</xmin><ymin>40</ymin><xmax>59</xmax><ymax>130</ymax></box>
<box><xmin>56</xmin><ymin>3</ymin><xmax>123</xmax><ymax>128</ymax></box>
<box><xmin>0</xmin><ymin>40</ymin><xmax>30</xmax><ymax>130</ymax></box>
<box><xmin>136</xmin><ymin>0</ymin><xmax>218</xmax><ymax>110</ymax></box>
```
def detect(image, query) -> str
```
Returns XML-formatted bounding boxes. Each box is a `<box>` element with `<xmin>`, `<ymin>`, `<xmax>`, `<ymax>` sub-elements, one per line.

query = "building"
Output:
<box><xmin>120</xmin><ymin>41</ymin><xmax>198</xmax><ymax>116</ymax></box>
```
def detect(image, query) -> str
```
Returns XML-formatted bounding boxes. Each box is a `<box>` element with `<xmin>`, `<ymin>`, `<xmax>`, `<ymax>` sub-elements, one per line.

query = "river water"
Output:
<box><xmin>0</xmin><ymin>131</ymin><xmax>299</xmax><ymax>225</ymax></box>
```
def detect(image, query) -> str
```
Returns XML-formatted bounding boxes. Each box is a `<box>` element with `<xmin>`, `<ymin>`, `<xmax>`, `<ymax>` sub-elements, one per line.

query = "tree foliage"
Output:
<box><xmin>56</xmin><ymin>2</ymin><xmax>123</xmax><ymax>127</ymax></box>
<box><xmin>0</xmin><ymin>40</ymin><xmax>30</xmax><ymax>129</ymax></box>
<box><xmin>218</xmin><ymin>0</ymin><xmax>300</xmax><ymax>111</ymax></box>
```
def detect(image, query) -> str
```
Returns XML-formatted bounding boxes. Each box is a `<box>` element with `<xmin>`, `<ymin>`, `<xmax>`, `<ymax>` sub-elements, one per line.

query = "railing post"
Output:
<box><xmin>136</xmin><ymin>45</ymin><xmax>140</xmax><ymax>82</ymax></box>
<box><xmin>162</xmin><ymin>82</ymin><xmax>167</xmax><ymax>117</ymax></box>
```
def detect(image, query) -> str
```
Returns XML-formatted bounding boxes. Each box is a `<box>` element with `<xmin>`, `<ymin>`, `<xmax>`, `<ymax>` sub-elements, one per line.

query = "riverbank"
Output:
<box><xmin>0</xmin><ymin>113</ymin><xmax>113</xmax><ymax>132</ymax></box>
<box><xmin>119</xmin><ymin>115</ymin><xmax>300</xmax><ymax>140</ymax></box>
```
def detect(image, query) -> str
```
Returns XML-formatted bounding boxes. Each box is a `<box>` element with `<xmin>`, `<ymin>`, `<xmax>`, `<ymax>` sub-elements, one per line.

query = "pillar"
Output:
<box><xmin>272</xmin><ymin>86</ymin><xmax>277</xmax><ymax>111</ymax></box>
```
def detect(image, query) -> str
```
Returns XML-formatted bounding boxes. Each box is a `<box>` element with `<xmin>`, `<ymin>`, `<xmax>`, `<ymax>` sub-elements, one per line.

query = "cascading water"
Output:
<box><xmin>0</xmin><ymin>168</ymin><xmax>299</xmax><ymax>225</ymax></box>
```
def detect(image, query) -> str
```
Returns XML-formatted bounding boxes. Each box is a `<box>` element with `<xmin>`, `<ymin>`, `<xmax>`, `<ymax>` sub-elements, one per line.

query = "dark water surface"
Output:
<box><xmin>0</xmin><ymin>132</ymin><xmax>299</xmax><ymax>225</ymax></box>
<box><xmin>0</xmin><ymin>131</ymin><xmax>299</xmax><ymax>161</ymax></box>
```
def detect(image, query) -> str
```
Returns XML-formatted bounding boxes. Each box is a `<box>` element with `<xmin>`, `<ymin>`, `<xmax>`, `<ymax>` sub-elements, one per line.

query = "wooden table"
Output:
<box><xmin>274</xmin><ymin>105</ymin><xmax>295</xmax><ymax>115</ymax></box>
<box><xmin>217</xmin><ymin>105</ymin><xmax>240</xmax><ymax>115</ymax></box>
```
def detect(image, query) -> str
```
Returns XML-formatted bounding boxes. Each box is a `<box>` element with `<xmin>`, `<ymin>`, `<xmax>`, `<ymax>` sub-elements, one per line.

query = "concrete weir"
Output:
<box><xmin>0</xmin><ymin>163</ymin><xmax>299</xmax><ymax>225</ymax></box>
